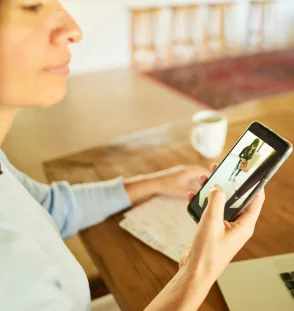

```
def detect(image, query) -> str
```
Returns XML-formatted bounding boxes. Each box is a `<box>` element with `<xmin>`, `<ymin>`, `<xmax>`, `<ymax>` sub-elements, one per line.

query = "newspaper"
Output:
<box><xmin>119</xmin><ymin>197</ymin><xmax>198</xmax><ymax>262</ymax></box>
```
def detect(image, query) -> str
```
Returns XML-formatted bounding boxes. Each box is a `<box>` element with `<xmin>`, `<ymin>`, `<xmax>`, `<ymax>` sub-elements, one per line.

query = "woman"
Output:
<box><xmin>229</xmin><ymin>138</ymin><xmax>260</xmax><ymax>182</ymax></box>
<box><xmin>0</xmin><ymin>1</ymin><xmax>265</xmax><ymax>310</ymax></box>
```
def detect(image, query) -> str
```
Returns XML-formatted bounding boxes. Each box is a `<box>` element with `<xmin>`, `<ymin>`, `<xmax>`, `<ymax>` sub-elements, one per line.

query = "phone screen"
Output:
<box><xmin>188</xmin><ymin>122</ymin><xmax>289</xmax><ymax>222</ymax></box>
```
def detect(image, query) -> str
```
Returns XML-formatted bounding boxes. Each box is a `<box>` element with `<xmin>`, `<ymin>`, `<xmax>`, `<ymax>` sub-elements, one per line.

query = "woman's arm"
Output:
<box><xmin>239</xmin><ymin>147</ymin><xmax>247</xmax><ymax>159</ymax></box>
<box><xmin>0</xmin><ymin>149</ymin><xmax>131</xmax><ymax>238</ymax></box>
<box><xmin>144</xmin><ymin>268</ymin><xmax>213</xmax><ymax>311</ymax></box>
<box><xmin>0</xmin><ymin>150</ymin><xmax>208</xmax><ymax>239</ymax></box>
<box><xmin>145</xmin><ymin>164</ymin><xmax>265</xmax><ymax>311</ymax></box>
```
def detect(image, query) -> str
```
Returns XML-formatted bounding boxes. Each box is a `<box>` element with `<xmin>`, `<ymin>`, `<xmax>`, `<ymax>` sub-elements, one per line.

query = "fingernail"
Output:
<box><xmin>209</xmin><ymin>184</ymin><xmax>222</xmax><ymax>192</ymax></box>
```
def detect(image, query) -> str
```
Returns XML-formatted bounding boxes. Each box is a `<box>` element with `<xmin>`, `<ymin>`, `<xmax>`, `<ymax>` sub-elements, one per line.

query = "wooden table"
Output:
<box><xmin>44</xmin><ymin>101</ymin><xmax>294</xmax><ymax>311</ymax></box>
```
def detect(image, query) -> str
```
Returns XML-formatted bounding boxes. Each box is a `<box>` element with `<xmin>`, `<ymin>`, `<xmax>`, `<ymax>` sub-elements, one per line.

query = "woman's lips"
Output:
<box><xmin>45</xmin><ymin>62</ymin><xmax>70</xmax><ymax>75</ymax></box>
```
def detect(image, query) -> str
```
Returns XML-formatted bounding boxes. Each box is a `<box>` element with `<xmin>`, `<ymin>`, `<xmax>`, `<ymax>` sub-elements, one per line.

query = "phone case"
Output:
<box><xmin>229</xmin><ymin>123</ymin><xmax>293</xmax><ymax>222</ymax></box>
<box><xmin>188</xmin><ymin>121</ymin><xmax>293</xmax><ymax>223</ymax></box>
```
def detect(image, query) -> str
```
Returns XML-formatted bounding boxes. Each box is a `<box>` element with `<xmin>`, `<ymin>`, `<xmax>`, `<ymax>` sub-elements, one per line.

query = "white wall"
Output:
<box><xmin>63</xmin><ymin>0</ymin><xmax>294</xmax><ymax>75</ymax></box>
<box><xmin>63</xmin><ymin>0</ymin><xmax>130</xmax><ymax>74</ymax></box>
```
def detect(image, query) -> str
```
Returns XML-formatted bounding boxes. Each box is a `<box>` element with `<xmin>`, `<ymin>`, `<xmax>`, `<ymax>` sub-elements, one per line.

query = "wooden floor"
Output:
<box><xmin>2</xmin><ymin>67</ymin><xmax>294</xmax><ymax>292</ymax></box>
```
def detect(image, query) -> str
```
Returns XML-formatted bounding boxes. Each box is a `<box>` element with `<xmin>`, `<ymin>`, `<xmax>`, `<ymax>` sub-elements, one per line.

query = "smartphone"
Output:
<box><xmin>188</xmin><ymin>121</ymin><xmax>293</xmax><ymax>223</ymax></box>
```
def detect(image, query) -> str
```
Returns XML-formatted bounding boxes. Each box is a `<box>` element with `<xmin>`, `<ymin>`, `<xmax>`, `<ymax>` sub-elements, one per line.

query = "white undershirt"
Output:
<box><xmin>0</xmin><ymin>161</ymin><xmax>91</xmax><ymax>310</ymax></box>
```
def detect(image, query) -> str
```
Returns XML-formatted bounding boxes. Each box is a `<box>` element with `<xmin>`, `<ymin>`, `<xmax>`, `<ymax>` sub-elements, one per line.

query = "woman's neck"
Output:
<box><xmin>0</xmin><ymin>106</ymin><xmax>19</xmax><ymax>146</ymax></box>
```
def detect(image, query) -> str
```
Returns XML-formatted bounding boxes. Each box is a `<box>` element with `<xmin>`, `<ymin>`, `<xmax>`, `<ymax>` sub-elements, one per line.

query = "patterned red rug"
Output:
<box><xmin>145</xmin><ymin>50</ymin><xmax>294</xmax><ymax>109</ymax></box>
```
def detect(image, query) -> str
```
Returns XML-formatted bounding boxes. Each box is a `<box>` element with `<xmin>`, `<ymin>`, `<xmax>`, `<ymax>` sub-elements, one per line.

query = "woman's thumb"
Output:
<box><xmin>203</xmin><ymin>184</ymin><xmax>227</xmax><ymax>221</ymax></box>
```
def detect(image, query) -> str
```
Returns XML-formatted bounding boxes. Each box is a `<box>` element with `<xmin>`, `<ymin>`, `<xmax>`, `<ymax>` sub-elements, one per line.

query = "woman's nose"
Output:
<box><xmin>52</xmin><ymin>9</ymin><xmax>83</xmax><ymax>45</ymax></box>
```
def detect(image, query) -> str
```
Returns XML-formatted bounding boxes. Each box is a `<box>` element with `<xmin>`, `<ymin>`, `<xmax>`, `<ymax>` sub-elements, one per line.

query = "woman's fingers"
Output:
<box><xmin>187</xmin><ymin>192</ymin><xmax>195</xmax><ymax>202</ymax></box>
<box><xmin>198</xmin><ymin>175</ymin><xmax>208</xmax><ymax>186</ymax></box>
<box><xmin>188</xmin><ymin>163</ymin><xmax>219</xmax><ymax>202</ymax></box>
<box><xmin>210</xmin><ymin>163</ymin><xmax>218</xmax><ymax>173</ymax></box>
<box><xmin>202</xmin><ymin>184</ymin><xmax>226</xmax><ymax>221</ymax></box>
<box><xmin>198</xmin><ymin>163</ymin><xmax>218</xmax><ymax>186</ymax></box>
<box><xmin>234</xmin><ymin>188</ymin><xmax>265</xmax><ymax>229</ymax></box>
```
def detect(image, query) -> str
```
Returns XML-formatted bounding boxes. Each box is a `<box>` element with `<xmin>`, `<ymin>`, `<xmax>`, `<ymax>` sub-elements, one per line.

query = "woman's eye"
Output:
<box><xmin>22</xmin><ymin>3</ymin><xmax>44</xmax><ymax>13</ymax></box>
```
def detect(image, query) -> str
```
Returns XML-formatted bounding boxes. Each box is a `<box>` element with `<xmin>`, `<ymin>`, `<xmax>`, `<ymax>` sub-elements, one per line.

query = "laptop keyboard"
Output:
<box><xmin>280</xmin><ymin>272</ymin><xmax>294</xmax><ymax>297</ymax></box>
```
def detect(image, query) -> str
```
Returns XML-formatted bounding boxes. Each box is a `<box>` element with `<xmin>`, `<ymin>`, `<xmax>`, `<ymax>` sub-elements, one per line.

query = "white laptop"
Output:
<box><xmin>218</xmin><ymin>253</ymin><xmax>294</xmax><ymax>311</ymax></box>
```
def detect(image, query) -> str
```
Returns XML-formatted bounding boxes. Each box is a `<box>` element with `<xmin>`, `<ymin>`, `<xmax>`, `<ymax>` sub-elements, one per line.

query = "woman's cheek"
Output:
<box><xmin>7</xmin><ymin>24</ymin><xmax>46</xmax><ymax>70</ymax></box>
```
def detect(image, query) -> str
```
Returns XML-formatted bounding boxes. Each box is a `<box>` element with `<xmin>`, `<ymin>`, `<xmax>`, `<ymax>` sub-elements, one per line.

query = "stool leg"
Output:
<box><xmin>187</xmin><ymin>8</ymin><xmax>193</xmax><ymax>47</ymax></box>
<box><xmin>219</xmin><ymin>6</ymin><xmax>226</xmax><ymax>56</ymax></box>
<box><xmin>169</xmin><ymin>10</ymin><xmax>175</xmax><ymax>62</ymax></box>
<box><xmin>191</xmin><ymin>8</ymin><xmax>197</xmax><ymax>57</ymax></box>
<box><xmin>149</xmin><ymin>11</ymin><xmax>156</xmax><ymax>65</ymax></box>
<box><xmin>188</xmin><ymin>7</ymin><xmax>197</xmax><ymax>56</ymax></box>
<box><xmin>169</xmin><ymin>9</ymin><xmax>178</xmax><ymax>62</ymax></box>
<box><xmin>246</xmin><ymin>4</ymin><xmax>252</xmax><ymax>50</ymax></box>
<box><xmin>258</xmin><ymin>4</ymin><xmax>265</xmax><ymax>51</ymax></box>
<box><xmin>131</xmin><ymin>12</ymin><xmax>137</xmax><ymax>67</ymax></box>
<box><xmin>202</xmin><ymin>8</ymin><xmax>210</xmax><ymax>59</ymax></box>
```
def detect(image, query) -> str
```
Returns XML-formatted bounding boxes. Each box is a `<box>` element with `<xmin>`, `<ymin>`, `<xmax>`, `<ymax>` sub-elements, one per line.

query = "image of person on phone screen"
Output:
<box><xmin>229</xmin><ymin>138</ymin><xmax>260</xmax><ymax>182</ymax></box>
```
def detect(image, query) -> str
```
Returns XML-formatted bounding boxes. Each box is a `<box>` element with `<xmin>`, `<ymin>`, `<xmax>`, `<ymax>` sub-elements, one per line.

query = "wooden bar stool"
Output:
<box><xmin>203</xmin><ymin>2</ymin><xmax>233</xmax><ymax>58</ymax></box>
<box><xmin>130</xmin><ymin>8</ymin><xmax>160</xmax><ymax>69</ymax></box>
<box><xmin>247</xmin><ymin>0</ymin><xmax>276</xmax><ymax>51</ymax></box>
<box><xmin>169</xmin><ymin>4</ymin><xmax>200</xmax><ymax>61</ymax></box>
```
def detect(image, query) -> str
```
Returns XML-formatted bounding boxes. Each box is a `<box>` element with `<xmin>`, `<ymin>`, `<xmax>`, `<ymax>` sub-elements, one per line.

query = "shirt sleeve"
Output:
<box><xmin>0</xmin><ymin>150</ymin><xmax>131</xmax><ymax>239</ymax></box>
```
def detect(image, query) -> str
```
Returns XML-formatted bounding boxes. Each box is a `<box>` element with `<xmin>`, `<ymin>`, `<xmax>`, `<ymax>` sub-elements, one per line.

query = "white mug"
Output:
<box><xmin>190</xmin><ymin>110</ymin><xmax>228</xmax><ymax>159</ymax></box>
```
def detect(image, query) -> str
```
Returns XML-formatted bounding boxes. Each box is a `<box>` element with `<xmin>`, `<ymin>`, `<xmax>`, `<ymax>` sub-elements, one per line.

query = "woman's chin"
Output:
<box><xmin>40</xmin><ymin>86</ymin><xmax>67</xmax><ymax>107</ymax></box>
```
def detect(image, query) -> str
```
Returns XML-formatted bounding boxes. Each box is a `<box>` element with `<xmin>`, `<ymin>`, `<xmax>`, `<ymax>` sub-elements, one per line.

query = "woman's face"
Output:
<box><xmin>0</xmin><ymin>0</ymin><xmax>82</xmax><ymax>108</ymax></box>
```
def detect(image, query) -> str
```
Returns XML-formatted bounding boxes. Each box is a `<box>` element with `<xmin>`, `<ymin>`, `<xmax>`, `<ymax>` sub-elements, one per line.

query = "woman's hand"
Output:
<box><xmin>145</xmin><ymin>163</ymin><xmax>265</xmax><ymax>311</ymax></box>
<box><xmin>179</xmin><ymin>163</ymin><xmax>265</xmax><ymax>284</ymax></box>
<box><xmin>124</xmin><ymin>165</ymin><xmax>210</xmax><ymax>206</ymax></box>
<box><xmin>149</xmin><ymin>165</ymin><xmax>210</xmax><ymax>197</ymax></box>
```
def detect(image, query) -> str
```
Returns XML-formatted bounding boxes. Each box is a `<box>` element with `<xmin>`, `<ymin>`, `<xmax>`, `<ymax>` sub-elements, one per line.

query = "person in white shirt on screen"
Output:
<box><xmin>0</xmin><ymin>1</ymin><xmax>265</xmax><ymax>310</ymax></box>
